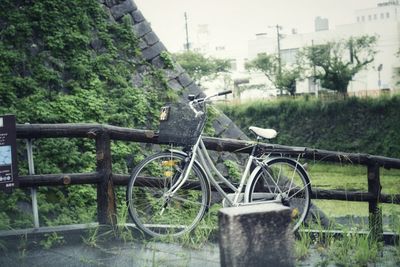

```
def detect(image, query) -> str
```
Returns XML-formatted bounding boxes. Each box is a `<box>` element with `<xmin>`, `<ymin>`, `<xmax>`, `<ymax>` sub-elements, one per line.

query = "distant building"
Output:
<box><xmin>191</xmin><ymin>1</ymin><xmax>400</xmax><ymax>98</ymax></box>
<box><xmin>246</xmin><ymin>0</ymin><xmax>400</xmax><ymax>96</ymax></box>
<box><xmin>315</xmin><ymin>17</ymin><xmax>329</xmax><ymax>32</ymax></box>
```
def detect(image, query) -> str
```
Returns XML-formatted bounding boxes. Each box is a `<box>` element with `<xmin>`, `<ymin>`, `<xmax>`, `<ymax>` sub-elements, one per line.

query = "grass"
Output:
<box><xmin>306</xmin><ymin>162</ymin><xmax>400</xmax><ymax>227</ymax></box>
<box><xmin>296</xmin><ymin>216</ymin><xmax>386</xmax><ymax>267</ymax></box>
<box><xmin>291</xmin><ymin>161</ymin><xmax>400</xmax><ymax>265</ymax></box>
<box><xmin>308</xmin><ymin>162</ymin><xmax>400</xmax><ymax>193</ymax></box>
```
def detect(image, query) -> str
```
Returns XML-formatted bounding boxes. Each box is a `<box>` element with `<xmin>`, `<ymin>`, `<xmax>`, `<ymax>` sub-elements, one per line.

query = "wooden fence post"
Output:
<box><xmin>96</xmin><ymin>131</ymin><xmax>117</xmax><ymax>226</ymax></box>
<box><xmin>367</xmin><ymin>163</ymin><xmax>382</xmax><ymax>241</ymax></box>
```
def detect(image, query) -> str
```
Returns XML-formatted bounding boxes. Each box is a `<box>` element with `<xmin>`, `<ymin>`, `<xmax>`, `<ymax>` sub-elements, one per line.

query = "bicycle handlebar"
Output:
<box><xmin>189</xmin><ymin>90</ymin><xmax>232</xmax><ymax>117</ymax></box>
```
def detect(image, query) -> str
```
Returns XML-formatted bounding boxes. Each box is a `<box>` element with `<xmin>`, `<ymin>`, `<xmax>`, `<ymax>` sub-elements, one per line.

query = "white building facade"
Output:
<box><xmin>247</xmin><ymin>0</ymin><xmax>400</xmax><ymax>96</ymax></box>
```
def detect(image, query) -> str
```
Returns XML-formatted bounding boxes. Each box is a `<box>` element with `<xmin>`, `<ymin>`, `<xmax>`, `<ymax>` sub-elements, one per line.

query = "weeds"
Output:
<box><xmin>296</xmin><ymin>231</ymin><xmax>382</xmax><ymax>266</ymax></box>
<box><xmin>179</xmin><ymin>215</ymin><xmax>215</xmax><ymax>249</ymax></box>
<box><xmin>81</xmin><ymin>204</ymin><xmax>136</xmax><ymax>249</ymax></box>
<box><xmin>17</xmin><ymin>233</ymin><xmax>28</xmax><ymax>258</ymax></box>
<box><xmin>114</xmin><ymin>204</ymin><xmax>134</xmax><ymax>242</ymax></box>
<box><xmin>392</xmin><ymin>215</ymin><xmax>400</xmax><ymax>264</ymax></box>
<box><xmin>295</xmin><ymin>216</ymin><xmax>383</xmax><ymax>266</ymax></box>
<box><xmin>395</xmin><ymin>243</ymin><xmax>400</xmax><ymax>265</ymax></box>
<box><xmin>40</xmin><ymin>232</ymin><xmax>65</xmax><ymax>249</ymax></box>
<box><xmin>0</xmin><ymin>239</ymin><xmax>7</xmax><ymax>252</ymax></box>
<box><xmin>82</xmin><ymin>225</ymin><xmax>100</xmax><ymax>248</ymax></box>
<box><xmin>152</xmin><ymin>203</ymin><xmax>219</xmax><ymax>249</ymax></box>
<box><xmin>295</xmin><ymin>225</ymin><xmax>312</xmax><ymax>260</ymax></box>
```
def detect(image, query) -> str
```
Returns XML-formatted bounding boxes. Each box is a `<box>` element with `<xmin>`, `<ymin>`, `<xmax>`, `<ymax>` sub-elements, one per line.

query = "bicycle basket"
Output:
<box><xmin>158</xmin><ymin>102</ymin><xmax>206</xmax><ymax>146</ymax></box>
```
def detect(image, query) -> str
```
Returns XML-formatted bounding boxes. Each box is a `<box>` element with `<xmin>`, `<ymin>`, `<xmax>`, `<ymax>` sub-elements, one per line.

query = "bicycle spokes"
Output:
<box><xmin>127</xmin><ymin>152</ymin><xmax>209</xmax><ymax>237</ymax></box>
<box><xmin>248</xmin><ymin>158</ymin><xmax>311</xmax><ymax>231</ymax></box>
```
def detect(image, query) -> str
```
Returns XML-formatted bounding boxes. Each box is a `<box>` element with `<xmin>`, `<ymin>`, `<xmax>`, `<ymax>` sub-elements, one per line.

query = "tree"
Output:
<box><xmin>300</xmin><ymin>35</ymin><xmax>378</xmax><ymax>94</ymax></box>
<box><xmin>245</xmin><ymin>53</ymin><xmax>301</xmax><ymax>96</ymax></box>
<box><xmin>277</xmin><ymin>70</ymin><xmax>300</xmax><ymax>96</ymax></box>
<box><xmin>173</xmin><ymin>51</ymin><xmax>231</xmax><ymax>83</ymax></box>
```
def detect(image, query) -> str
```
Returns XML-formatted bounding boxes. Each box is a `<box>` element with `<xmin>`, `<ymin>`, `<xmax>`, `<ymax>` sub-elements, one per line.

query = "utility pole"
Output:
<box><xmin>377</xmin><ymin>64</ymin><xmax>383</xmax><ymax>89</ymax></box>
<box><xmin>311</xmin><ymin>40</ymin><xmax>318</xmax><ymax>98</ymax></box>
<box><xmin>275</xmin><ymin>24</ymin><xmax>282</xmax><ymax>96</ymax></box>
<box><xmin>184</xmin><ymin>12</ymin><xmax>190</xmax><ymax>51</ymax></box>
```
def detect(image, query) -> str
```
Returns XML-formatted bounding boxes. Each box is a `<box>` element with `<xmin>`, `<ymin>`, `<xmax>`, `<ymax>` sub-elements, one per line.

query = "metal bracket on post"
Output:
<box><xmin>26</xmin><ymin>137</ymin><xmax>39</xmax><ymax>228</ymax></box>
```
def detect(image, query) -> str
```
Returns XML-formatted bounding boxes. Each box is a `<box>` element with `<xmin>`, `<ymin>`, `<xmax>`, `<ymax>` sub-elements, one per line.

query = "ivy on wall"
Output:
<box><xmin>0</xmin><ymin>0</ymin><xmax>177</xmax><ymax>229</ymax></box>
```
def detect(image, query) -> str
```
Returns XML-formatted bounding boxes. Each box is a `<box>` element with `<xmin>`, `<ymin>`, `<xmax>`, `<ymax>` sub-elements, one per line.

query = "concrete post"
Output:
<box><xmin>218</xmin><ymin>203</ymin><xmax>294</xmax><ymax>267</ymax></box>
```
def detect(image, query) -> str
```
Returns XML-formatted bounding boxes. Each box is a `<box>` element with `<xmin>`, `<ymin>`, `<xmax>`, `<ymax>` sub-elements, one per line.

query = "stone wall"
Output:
<box><xmin>99</xmin><ymin>0</ymin><xmax>248</xmax><ymax>140</ymax></box>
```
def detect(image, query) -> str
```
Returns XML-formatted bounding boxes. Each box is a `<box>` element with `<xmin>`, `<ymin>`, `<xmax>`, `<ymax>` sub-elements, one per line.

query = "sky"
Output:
<box><xmin>134</xmin><ymin>0</ymin><xmax>380</xmax><ymax>54</ymax></box>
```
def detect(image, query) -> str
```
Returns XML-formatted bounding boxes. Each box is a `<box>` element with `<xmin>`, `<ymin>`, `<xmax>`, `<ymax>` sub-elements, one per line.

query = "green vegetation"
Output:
<box><xmin>221</xmin><ymin>95</ymin><xmax>400</xmax><ymax>232</ymax></box>
<box><xmin>245</xmin><ymin>52</ymin><xmax>301</xmax><ymax>96</ymax></box>
<box><xmin>308</xmin><ymin>162</ymin><xmax>400</xmax><ymax>231</ymax></box>
<box><xmin>300</xmin><ymin>35</ymin><xmax>377</xmax><ymax>94</ymax></box>
<box><xmin>220</xmin><ymin>95</ymin><xmax>400</xmax><ymax>158</ymax></box>
<box><xmin>294</xmin><ymin>213</ymin><xmax>400</xmax><ymax>266</ymax></box>
<box><xmin>0</xmin><ymin>4</ymin><xmax>399</xmax><ymax>266</ymax></box>
<box><xmin>40</xmin><ymin>232</ymin><xmax>65</xmax><ymax>249</ymax></box>
<box><xmin>173</xmin><ymin>50</ymin><xmax>231</xmax><ymax>83</ymax></box>
<box><xmin>244</xmin><ymin>35</ymin><xmax>377</xmax><ymax>95</ymax></box>
<box><xmin>0</xmin><ymin>0</ymin><xmax>176</xmax><ymax>229</ymax></box>
<box><xmin>295</xmin><ymin>220</ymin><xmax>391</xmax><ymax>266</ymax></box>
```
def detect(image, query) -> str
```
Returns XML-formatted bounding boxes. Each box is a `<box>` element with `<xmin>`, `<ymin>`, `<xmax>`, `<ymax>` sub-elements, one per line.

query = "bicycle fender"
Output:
<box><xmin>264</xmin><ymin>157</ymin><xmax>308</xmax><ymax>175</ymax></box>
<box><xmin>244</xmin><ymin>165</ymin><xmax>263</xmax><ymax>203</ymax></box>
<box><xmin>165</xmin><ymin>149</ymin><xmax>189</xmax><ymax>157</ymax></box>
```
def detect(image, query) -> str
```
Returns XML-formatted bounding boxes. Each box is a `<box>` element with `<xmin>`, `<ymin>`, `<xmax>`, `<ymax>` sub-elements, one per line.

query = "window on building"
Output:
<box><xmin>374</xmin><ymin>14</ymin><xmax>377</xmax><ymax>20</ymax></box>
<box><xmin>381</xmin><ymin>13</ymin><xmax>384</xmax><ymax>19</ymax></box>
<box><xmin>281</xmin><ymin>48</ymin><xmax>299</xmax><ymax>65</ymax></box>
<box><xmin>387</xmin><ymin>12</ymin><xmax>390</xmax><ymax>18</ymax></box>
<box><xmin>368</xmin><ymin>15</ymin><xmax>372</xmax><ymax>21</ymax></box>
<box><xmin>361</xmin><ymin>16</ymin><xmax>365</xmax><ymax>22</ymax></box>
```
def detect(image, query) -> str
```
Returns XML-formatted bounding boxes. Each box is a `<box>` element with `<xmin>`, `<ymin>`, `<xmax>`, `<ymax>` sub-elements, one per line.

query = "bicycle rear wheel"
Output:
<box><xmin>127</xmin><ymin>151</ymin><xmax>210</xmax><ymax>238</ymax></box>
<box><xmin>246</xmin><ymin>157</ymin><xmax>311</xmax><ymax>231</ymax></box>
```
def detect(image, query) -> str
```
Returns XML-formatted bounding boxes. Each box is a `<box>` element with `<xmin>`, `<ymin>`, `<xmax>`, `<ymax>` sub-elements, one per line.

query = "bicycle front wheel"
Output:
<box><xmin>246</xmin><ymin>157</ymin><xmax>311</xmax><ymax>231</ymax></box>
<box><xmin>127</xmin><ymin>151</ymin><xmax>210</xmax><ymax>238</ymax></box>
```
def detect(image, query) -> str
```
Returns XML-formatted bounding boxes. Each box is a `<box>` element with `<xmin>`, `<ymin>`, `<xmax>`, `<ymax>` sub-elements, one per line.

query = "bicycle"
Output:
<box><xmin>126</xmin><ymin>90</ymin><xmax>311</xmax><ymax>238</ymax></box>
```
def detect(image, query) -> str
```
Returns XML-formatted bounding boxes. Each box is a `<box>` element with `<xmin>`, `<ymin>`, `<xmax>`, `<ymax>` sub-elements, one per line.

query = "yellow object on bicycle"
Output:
<box><xmin>291</xmin><ymin>208</ymin><xmax>299</xmax><ymax>219</ymax></box>
<box><xmin>161</xmin><ymin>160</ymin><xmax>177</xmax><ymax>167</ymax></box>
<box><xmin>164</xmin><ymin>171</ymin><xmax>174</xmax><ymax>177</ymax></box>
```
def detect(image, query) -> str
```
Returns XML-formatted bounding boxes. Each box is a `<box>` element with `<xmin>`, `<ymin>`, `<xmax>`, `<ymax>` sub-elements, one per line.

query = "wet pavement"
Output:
<box><xmin>0</xmin><ymin>240</ymin><xmax>220</xmax><ymax>267</ymax></box>
<box><xmin>2</xmin><ymin>239</ymin><xmax>399</xmax><ymax>267</ymax></box>
<box><xmin>1</xmin><ymin>224</ymin><xmax>399</xmax><ymax>266</ymax></box>
<box><xmin>0</xmin><ymin>224</ymin><xmax>220</xmax><ymax>267</ymax></box>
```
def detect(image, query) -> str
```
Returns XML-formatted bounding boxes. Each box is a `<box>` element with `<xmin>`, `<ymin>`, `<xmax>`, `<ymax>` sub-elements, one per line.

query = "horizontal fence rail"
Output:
<box><xmin>17</xmin><ymin>123</ymin><xmax>400</xmax><ymax>168</ymax></box>
<box><xmin>11</xmin><ymin>123</ymin><xmax>400</xmax><ymax>239</ymax></box>
<box><xmin>16</xmin><ymin>123</ymin><xmax>400</xmax><ymax>195</ymax></box>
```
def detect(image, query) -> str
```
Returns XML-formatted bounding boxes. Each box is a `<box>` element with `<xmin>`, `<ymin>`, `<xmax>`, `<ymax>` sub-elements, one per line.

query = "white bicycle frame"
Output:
<box><xmin>164</xmin><ymin>92</ymin><xmax>295</xmax><ymax>207</ymax></box>
<box><xmin>166</xmin><ymin>133</ymin><xmax>285</xmax><ymax>207</ymax></box>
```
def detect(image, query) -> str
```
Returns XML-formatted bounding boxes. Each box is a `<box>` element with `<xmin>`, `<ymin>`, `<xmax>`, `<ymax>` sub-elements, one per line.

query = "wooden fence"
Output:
<box><xmin>13</xmin><ymin>123</ymin><xmax>400</xmax><ymax>239</ymax></box>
